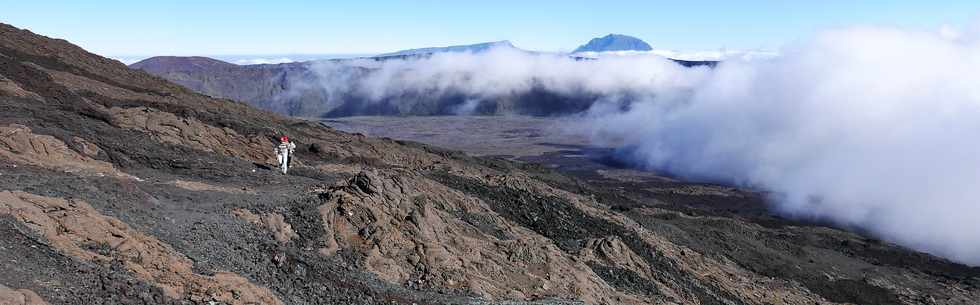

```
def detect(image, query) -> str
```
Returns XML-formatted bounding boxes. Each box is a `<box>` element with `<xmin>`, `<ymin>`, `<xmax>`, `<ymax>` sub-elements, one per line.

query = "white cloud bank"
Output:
<box><xmin>573</xmin><ymin>49</ymin><xmax>779</xmax><ymax>61</ymax></box>
<box><xmin>304</xmin><ymin>48</ymin><xmax>708</xmax><ymax>114</ymax></box>
<box><xmin>585</xmin><ymin>26</ymin><xmax>980</xmax><ymax>265</ymax></box>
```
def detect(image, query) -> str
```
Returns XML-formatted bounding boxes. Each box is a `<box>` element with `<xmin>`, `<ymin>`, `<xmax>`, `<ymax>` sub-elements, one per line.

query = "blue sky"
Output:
<box><xmin>3</xmin><ymin>1</ymin><xmax>978</xmax><ymax>57</ymax></box>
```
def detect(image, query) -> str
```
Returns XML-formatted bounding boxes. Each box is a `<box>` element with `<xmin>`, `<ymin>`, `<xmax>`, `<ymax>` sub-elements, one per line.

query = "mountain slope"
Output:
<box><xmin>129</xmin><ymin>56</ymin><xmax>238</xmax><ymax>73</ymax></box>
<box><xmin>129</xmin><ymin>55</ymin><xmax>611</xmax><ymax>118</ymax></box>
<box><xmin>4</xmin><ymin>22</ymin><xmax>978</xmax><ymax>305</ymax></box>
<box><xmin>573</xmin><ymin>34</ymin><xmax>653</xmax><ymax>53</ymax></box>
<box><xmin>375</xmin><ymin>40</ymin><xmax>517</xmax><ymax>58</ymax></box>
<box><xmin>129</xmin><ymin>56</ymin><xmax>333</xmax><ymax>115</ymax></box>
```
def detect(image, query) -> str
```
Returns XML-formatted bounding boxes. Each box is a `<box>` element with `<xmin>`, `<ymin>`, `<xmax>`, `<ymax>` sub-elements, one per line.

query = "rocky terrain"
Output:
<box><xmin>2</xmin><ymin>22</ymin><xmax>979</xmax><ymax>305</ymax></box>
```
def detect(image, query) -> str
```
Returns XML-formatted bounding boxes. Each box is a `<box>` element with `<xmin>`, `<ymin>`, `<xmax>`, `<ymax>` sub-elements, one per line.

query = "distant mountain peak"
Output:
<box><xmin>375</xmin><ymin>40</ymin><xmax>517</xmax><ymax>58</ymax></box>
<box><xmin>573</xmin><ymin>34</ymin><xmax>652</xmax><ymax>53</ymax></box>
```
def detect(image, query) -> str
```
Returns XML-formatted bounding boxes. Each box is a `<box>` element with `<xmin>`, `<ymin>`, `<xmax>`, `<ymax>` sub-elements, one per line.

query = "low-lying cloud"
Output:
<box><xmin>573</xmin><ymin>49</ymin><xmax>779</xmax><ymax>61</ymax></box>
<box><xmin>298</xmin><ymin>25</ymin><xmax>980</xmax><ymax>265</ymax></box>
<box><xmin>587</xmin><ymin>26</ymin><xmax>980</xmax><ymax>265</ymax></box>
<box><xmin>231</xmin><ymin>57</ymin><xmax>295</xmax><ymax>65</ymax></box>
<box><xmin>301</xmin><ymin>48</ymin><xmax>709</xmax><ymax>116</ymax></box>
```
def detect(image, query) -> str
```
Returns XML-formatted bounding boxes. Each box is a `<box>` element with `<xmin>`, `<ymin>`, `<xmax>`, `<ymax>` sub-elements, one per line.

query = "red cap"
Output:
<box><xmin>280</xmin><ymin>135</ymin><xmax>289</xmax><ymax>142</ymax></box>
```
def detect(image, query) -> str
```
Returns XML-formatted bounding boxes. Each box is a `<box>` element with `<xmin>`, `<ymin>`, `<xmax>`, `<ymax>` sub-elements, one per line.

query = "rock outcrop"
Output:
<box><xmin>233</xmin><ymin>208</ymin><xmax>297</xmax><ymax>243</ymax></box>
<box><xmin>0</xmin><ymin>191</ymin><xmax>284</xmax><ymax>305</ymax></box>
<box><xmin>314</xmin><ymin>170</ymin><xmax>642</xmax><ymax>303</ymax></box>
<box><xmin>108</xmin><ymin>106</ymin><xmax>275</xmax><ymax>164</ymax></box>
<box><xmin>0</xmin><ymin>124</ymin><xmax>126</xmax><ymax>177</ymax></box>
<box><xmin>0</xmin><ymin>284</ymin><xmax>49</xmax><ymax>305</ymax></box>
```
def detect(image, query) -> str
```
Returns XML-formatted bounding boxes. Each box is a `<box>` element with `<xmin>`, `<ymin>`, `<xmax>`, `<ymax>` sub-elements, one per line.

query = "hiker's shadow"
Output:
<box><xmin>253</xmin><ymin>162</ymin><xmax>273</xmax><ymax>171</ymax></box>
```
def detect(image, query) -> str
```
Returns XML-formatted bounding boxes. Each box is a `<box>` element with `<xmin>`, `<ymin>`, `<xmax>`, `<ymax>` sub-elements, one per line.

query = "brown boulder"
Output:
<box><xmin>0</xmin><ymin>124</ymin><xmax>126</xmax><ymax>177</ymax></box>
<box><xmin>232</xmin><ymin>208</ymin><xmax>297</xmax><ymax>243</ymax></box>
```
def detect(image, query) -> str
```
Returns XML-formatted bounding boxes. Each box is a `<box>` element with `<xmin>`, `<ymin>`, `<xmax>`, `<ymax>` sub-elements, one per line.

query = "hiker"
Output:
<box><xmin>276</xmin><ymin>135</ymin><xmax>296</xmax><ymax>174</ymax></box>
